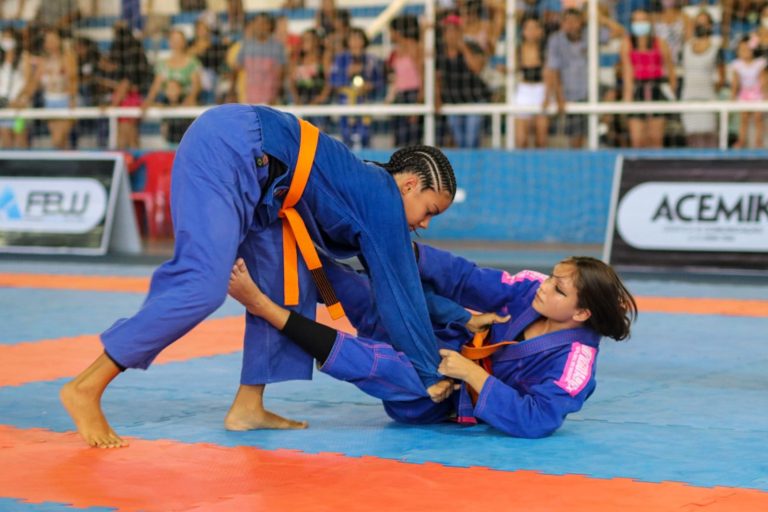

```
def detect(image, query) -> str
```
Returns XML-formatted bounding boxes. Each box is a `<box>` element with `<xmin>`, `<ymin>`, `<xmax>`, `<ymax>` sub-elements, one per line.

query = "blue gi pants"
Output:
<box><xmin>102</xmin><ymin>105</ymin><xmax>316</xmax><ymax>383</ymax></box>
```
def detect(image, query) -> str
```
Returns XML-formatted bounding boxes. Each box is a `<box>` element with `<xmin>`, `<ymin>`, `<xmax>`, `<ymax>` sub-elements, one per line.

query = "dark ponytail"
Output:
<box><xmin>375</xmin><ymin>145</ymin><xmax>457</xmax><ymax>200</ymax></box>
<box><xmin>565</xmin><ymin>257</ymin><xmax>638</xmax><ymax>341</ymax></box>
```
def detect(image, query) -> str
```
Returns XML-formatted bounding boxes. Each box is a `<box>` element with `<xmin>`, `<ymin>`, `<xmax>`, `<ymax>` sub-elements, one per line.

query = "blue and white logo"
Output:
<box><xmin>0</xmin><ymin>186</ymin><xmax>21</xmax><ymax>220</ymax></box>
<box><xmin>0</xmin><ymin>178</ymin><xmax>108</xmax><ymax>233</ymax></box>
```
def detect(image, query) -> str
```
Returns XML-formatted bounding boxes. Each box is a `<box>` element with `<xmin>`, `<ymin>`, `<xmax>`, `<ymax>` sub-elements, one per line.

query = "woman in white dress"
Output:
<box><xmin>680</xmin><ymin>10</ymin><xmax>724</xmax><ymax>147</ymax></box>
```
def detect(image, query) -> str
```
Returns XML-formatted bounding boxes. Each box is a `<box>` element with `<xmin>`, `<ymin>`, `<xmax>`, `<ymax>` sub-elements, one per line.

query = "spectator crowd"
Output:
<box><xmin>0</xmin><ymin>0</ymin><xmax>765</xmax><ymax>150</ymax></box>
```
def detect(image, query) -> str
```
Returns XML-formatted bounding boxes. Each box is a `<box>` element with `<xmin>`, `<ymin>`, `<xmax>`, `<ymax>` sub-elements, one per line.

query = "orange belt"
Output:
<box><xmin>460</xmin><ymin>331</ymin><xmax>518</xmax><ymax>404</ymax></box>
<box><xmin>279</xmin><ymin>119</ymin><xmax>346</xmax><ymax>320</ymax></box>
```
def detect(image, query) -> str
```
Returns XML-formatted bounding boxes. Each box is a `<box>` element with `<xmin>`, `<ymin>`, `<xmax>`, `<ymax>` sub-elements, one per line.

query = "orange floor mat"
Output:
<box><xmin>0</xmin><ymin>425</ymin><xmax>766</xmax><ymax>512</ymax></box>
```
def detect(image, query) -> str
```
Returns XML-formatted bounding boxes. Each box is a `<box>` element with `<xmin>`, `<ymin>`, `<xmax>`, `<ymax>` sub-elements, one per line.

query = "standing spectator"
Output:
<box><xmin>73</xmin><ymin>37</ymin><xmax>109</xmax><ymax>148</ymax></box>
<box><xmin>435</xmin><ymin>14</ymin><xmax>490</xmax><ymax>148</ymax></box>
<box><xmin>723</xmin><ymin>0</ymin><xmax>763</xmax><ymax>50</ymax></box>
<box><xmin>653</xmin><ymin>0</ymin><xmax>692</xmax><ymax>69</ymax></box>
<box><xmin>461</xmin><ymin>0</ymin><xmax>503</xmax><ymax>57</ymax></box>
<box><xmin>545</xmin><ymin>7</ymin><xmax>624</xmax><ymax>148</ymax></box>
<box><xmin>516</xmin><ymin>0</ymin><xmax>564</xmax><ymax>35</ymax></box>
<box><xmin>29</xmin><ymin>29</ymin><xmax>78</xmax><ymax>149</ymax></box>
<box><xmin>103</xmin><ymin>20</ymin><xmax>151</xmax><ymax>149</ymax></box>
<box><xmin>731</xmin><ymin>36</ymin><xmax>766</xmax><ymax>148</ymax></box>
<box><xmin>321</xmin><ymin>8</ymin><xmax>351</xmax><ymax>71</ymax></box>
<box><xmin>0</xmin><ymin>27</ymin><xmax>30</xmax><ymax>149</ymax></box>
<box><xmin>749</xmin><ymin>4</ymin><xmax>768</xmax><ymax>58</ymax></box>
<box><xmin>287</xmin><ymin>28</ymin><xmax>330</xmax><ymax>128</ymax></box>
<box><xmin>143</xmin><ymin>29</ymin><xmax>202</xmax><ymax>108</ymax></box>
<box><xmin>680</xmin><ymin>10</ymin><xmax>724</xmax><ymax>148</ymax></box>
<box><xmin>316</xmin><ymin>0</ymin><xmax>340</xmax><ymax>40</ymax></box>
<box><xmin>515</xmin><ymin>16</ymin><xmax>548</xmax><ymax>148</ymax></box>
<box><xmin>227</xmin><ymin>13</ymin><xmax>285</xmax><ymax>105</ymax></box>
<box><xmin>158</xmin><ymin>79</ymin><xmax>192</xmax><ymax>144</ymax></box>
<box><xmin>33</xmin><ymin>0</ymin><xmax>81</xmax><ymax>37</ymax></box>
<box><xmin>620</xmin><ymin>9</ymin><xmax>677</xmax><ymax>148</ymax></box>
<box><xmin>188</xmin><ymin>17</ymin><xmax>228</xmax><ymax>104</ymax></box>
<box><xmin>222</xmin><ymin>0</ymin><xmax>245</xmax><ymax>39</ymax></box>
<box><xmin>329</xmin><ymin>27</ymin><xmax>385</xmax><ymax>149</ymax></box>
<box><xmin>287</xmin><ymin>28</ymin><xmax>328</xmax><ymax>105</ymax></box>
<box><xmin>386</xmin><ymin>14</ymin><xmax>423</xmax><ymax>147</ymax></box>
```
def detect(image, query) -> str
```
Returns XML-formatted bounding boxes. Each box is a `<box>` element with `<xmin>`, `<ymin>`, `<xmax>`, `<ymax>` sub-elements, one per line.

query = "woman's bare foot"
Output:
<box><xmin>224</xmin><ymin>384</ymin><xmax>308</xmax><ymax>431</ymax></box>
<box><xmin>224</xmin><ymin>406</ymin><xmax>308</xmax><ymax>430</ymax></box>
<box><xmin>59</xmin><ymin>353</ymin><xmax>128</xmax><ymax>448</ymax></box>
<box><xmin>229</xmin><ymin>258</ymin><xmax>290</xmax><ymax>329</ymax></box>
<box><xmin>427</xmin><ymin>379</ymin><xmax>455</xmax><ymax>403</ymax></box>
<box><xmin>228</xmin><ymin>258</ymin><xmax>269</xmax><ymax>314</ymax></box>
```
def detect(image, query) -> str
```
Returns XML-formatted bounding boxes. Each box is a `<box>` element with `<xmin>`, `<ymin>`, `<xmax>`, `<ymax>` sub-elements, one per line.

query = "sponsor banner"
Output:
<box><xmin>0</xmin><ymin>151</ymin><xmax>138</xmax><ymax>255</ymax></box>
<box><xmin>604</xmin><ymin>158</ymin><xmax>768</xmax><ymax>273</ymax></box>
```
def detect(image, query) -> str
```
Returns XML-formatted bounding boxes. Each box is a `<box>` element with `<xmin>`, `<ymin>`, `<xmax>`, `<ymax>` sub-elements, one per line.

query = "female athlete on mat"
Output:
<box><xmin>61</xmin><ymin>104</ymin><xmax>457</xmax><ymax>448</ymax></box>
<box><xmin>227</xmin><ymin>243</ymin><xmax>637</xmax><ymax>438</ymax></box>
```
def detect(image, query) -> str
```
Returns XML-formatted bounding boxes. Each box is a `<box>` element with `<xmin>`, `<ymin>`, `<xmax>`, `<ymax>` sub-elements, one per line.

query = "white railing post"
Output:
<box><xmin>719</xmin><ymin>110</ymin><xmax>729</xmax><ymax>150</ymax></box>
<box><xmin>108</xmin><ymin>113</ymin><xmax>118</xmax><ymax>150</ymax></box>
<box><xmin>505</xmin><ymin>0</ymin><xmax>516</xmax><ymax>150</ymax></box>
<box><xmin>424</xmin><ymin>0</ymin><xmax>436</xmax><ymax>146</ymax></box>
<box><xmin>491</xmin><ymin>112</ymin><xmax>502</xmax><ymax>148</ymax></box>
<box><xmin>587</xmin><ymin>0</ymin><xmax>600</xmax><ymax>150</ymax></box>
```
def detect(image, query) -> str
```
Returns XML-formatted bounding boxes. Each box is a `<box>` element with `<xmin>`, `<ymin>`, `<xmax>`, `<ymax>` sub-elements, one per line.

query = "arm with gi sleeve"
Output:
<box><xmin>415</xmin><ymin>243</ymin><xmax>544</xmax><ymax>314</ymax></box>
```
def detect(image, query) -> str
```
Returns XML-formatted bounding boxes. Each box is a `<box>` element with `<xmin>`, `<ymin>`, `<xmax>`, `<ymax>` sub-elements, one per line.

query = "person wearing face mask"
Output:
<box><xmin>620</xmin><ymin>9</ymin><xmax>677</xmax><ymax>148</ymax></box>
<box><xmin>680</xmin><ymin>10</ymin><xmax>724</xmax><ymax>148</ymax></box>
<box><xmin>0</xmin><ymin>27</ymin><xmax>29</xmax><ymax>148</ymax></box>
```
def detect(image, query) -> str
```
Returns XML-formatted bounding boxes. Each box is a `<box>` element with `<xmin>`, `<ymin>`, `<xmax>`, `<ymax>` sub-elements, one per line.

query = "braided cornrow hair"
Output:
<box><xmin>375</xmin><ymin>145</ymin><xmax>457</xmax><ymax>200</ymax></box>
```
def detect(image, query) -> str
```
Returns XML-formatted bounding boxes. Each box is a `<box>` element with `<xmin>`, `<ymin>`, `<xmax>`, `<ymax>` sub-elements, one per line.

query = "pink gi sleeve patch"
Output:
<box><xmin>554</xmin><ymin>342</ymin><xmax>596</xmax><ymax>397</ymax></box>
<box><xmin>500</xmin><ymin>270</ymin><xmax>547</xmax><ymax>285</ymax></box>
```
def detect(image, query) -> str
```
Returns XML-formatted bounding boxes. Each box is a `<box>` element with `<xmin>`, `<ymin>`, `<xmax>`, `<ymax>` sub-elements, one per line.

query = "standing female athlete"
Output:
<box><xmin>61</xmin><ymin>105</ymin><xmax>457</xmax><ymax>448</ymax></box>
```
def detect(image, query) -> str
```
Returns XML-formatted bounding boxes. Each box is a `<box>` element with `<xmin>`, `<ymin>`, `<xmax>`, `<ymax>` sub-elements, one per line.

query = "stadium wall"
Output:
<box><xmin>356</xmin><ymin>149</ymin><xmax>768</xmax><ymax>244</ymax></box>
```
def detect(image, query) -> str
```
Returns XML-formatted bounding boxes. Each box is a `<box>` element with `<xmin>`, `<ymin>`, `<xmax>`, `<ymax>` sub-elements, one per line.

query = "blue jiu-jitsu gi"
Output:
<box><xmin>100</xmin><ymin>104</ymin><xmax>441</xmax><ymax>386</ymax></box>
<box><xmin>319</xmin><ymin>245</ymin><xmax>602</xmax><ymax>438</ymax></box>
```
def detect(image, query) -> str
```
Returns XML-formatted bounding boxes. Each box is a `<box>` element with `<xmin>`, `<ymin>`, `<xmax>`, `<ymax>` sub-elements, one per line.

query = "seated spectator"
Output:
<box><xmin>226</xmin><ymin>13</ymin><xmax>286</xmax><ymax>105</ymax></box>
<box><xmin>0</xmin><ymin>27</ymin><xmax>30</xmax><ymax>149</ymax></box>
<box><xmin>29</xmin><ymin>29</ymin><xmax>78</xmax><ymax>149</ymax></box>
<box><xmin>435</xmin><ymin>13</ymin><xmax>490</xmax><ymax>148</ymax></box>
<box><xmin>515</xmin><ymin>16</ymin><xmax>548</xmax><ymax>148</ymax></box>
<box><xmin>620</xmin><ymin>8</ymin><xmax>677</xmax><ymax>148</ymax></box>
<box><xmin>329</xmin><ymin>27</ymin><xmax>385</xmax><ymax>149</ymax></box>
<box><xmin>188</xmin><ymin>17</ymin><xmax>228</xmax><ymax>104</ymax></box>
<box><xmin>143</xmin><ymin>29</ymin><xmax>202</xmax><ymax>109</ymax></box>
<box><xmin>680</xmin><ymin>9</ymin><xmax>724</xmax><ymax>148</ymax></box>
<box><xmin>386</xmin><ymin>14</ymin><xmax>423</xmax><ymax>147</ymax></box>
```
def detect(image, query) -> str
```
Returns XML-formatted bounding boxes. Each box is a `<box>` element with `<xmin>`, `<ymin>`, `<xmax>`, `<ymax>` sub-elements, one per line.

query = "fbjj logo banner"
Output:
<box><xmin>0</xmin><ymin>152</ymin><xmax>127</xmax><ymax>255</ymax></box>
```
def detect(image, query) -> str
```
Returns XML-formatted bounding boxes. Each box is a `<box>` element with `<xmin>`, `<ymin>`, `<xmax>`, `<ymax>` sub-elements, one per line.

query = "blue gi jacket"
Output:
<box><xmin>415</xmin><ymin>243</ymin><xmax>601</xmax><ymax>438</ymax></box>
<box><xmin>254</xmin><ymin>106</ymin><xmax>441</xmax><ymax>385</ymax></box>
